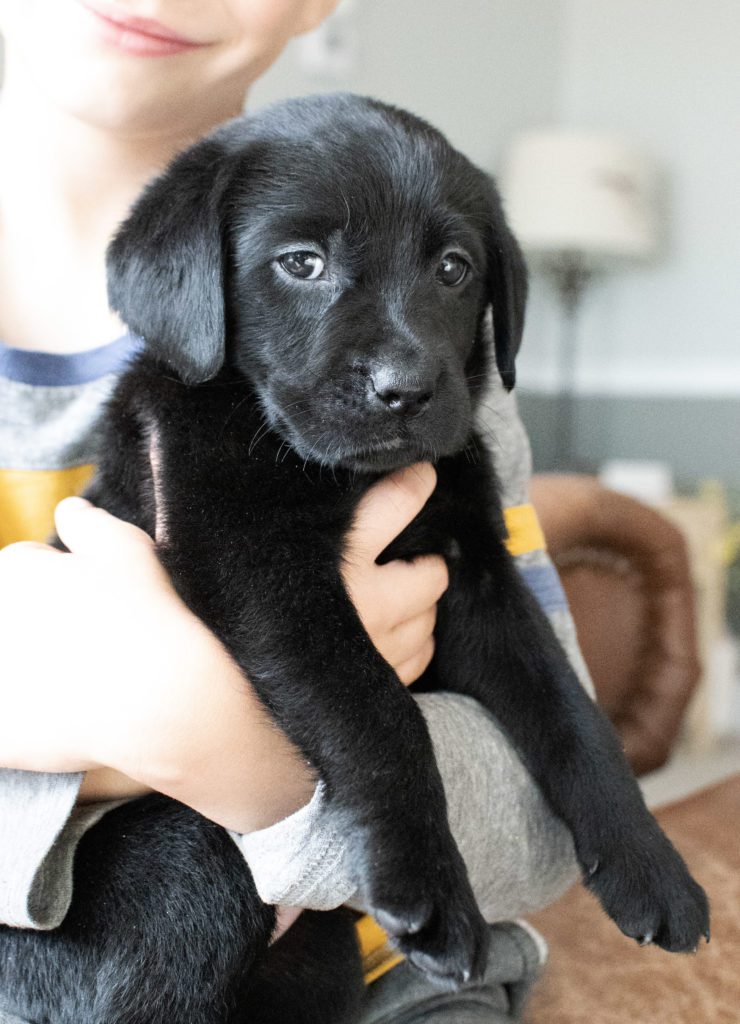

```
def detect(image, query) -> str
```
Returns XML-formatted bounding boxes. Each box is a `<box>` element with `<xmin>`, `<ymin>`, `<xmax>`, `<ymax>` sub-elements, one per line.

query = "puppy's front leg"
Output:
<box><xmin>163</xmin><ymin>534</ymin><xmax>488</xmax><ymax>989</ymax></box>
<box><xmin>429</xmin><ymin>453</ymin><xmax>709</xmax><ymax>953</ymax></box>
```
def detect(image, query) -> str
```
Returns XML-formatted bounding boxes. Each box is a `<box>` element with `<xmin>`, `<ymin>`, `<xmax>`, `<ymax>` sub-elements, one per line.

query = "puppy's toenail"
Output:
<box><xmin>637</xmin><ymin>932</ymin><xmax>654</xmax><ymax>946</ymax></box>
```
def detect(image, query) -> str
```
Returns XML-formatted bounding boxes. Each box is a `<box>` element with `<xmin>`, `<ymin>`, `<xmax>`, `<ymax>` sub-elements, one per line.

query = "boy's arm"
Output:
<box><xmin>0</xmin><ymin>679</ymin><xmax>580</xmax><ymax>932</ymax></box>
<box><xmin>0</xmin><ymin>470</ymin><xmax>437</xmax><ymax>930</ymax></box>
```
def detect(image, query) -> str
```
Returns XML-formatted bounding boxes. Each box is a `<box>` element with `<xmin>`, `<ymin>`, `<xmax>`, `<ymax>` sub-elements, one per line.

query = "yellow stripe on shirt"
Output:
<box><xmin>503</xmin><ymin>503</ymin><xmax>546</xmax><ymax>557</ymax></box>
<box><xmin>0</xmin><ymin>465</ymin><xmax>95</xmax><ymax>547</ymax></box>
<box><xmin>355</xmin><ymin>915</ymin><xmax>405</xmax><ymax>985</ymax></box>
<box><xmin>0</xmin><ymin>463</ymin><xmax>545</xmax><ymax>558</ymax></box>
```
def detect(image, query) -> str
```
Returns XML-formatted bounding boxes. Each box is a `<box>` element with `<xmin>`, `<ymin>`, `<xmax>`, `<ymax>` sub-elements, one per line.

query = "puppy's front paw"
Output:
<box><xmin>363</xmin><ymin>849</ymin><xmax>489</xmax><ymax>989</ymax></box>
<box><xmin>586</xmin><ymin>831</ymin><xmax>710</xmax><ymax>953</ymax></box>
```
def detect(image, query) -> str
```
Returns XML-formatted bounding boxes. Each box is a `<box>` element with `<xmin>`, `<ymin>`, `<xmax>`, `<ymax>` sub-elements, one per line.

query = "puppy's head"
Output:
<box><xmin>108</xmin><ymin>93</ymin><xmax>527</xmax><ymax>472</ymax></box>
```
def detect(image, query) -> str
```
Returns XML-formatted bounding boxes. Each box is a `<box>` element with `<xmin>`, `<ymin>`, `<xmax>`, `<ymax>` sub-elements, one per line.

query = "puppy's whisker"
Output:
<box><xmin>223</xmin><ymin>393</ymin><xmax>255</xmax><ymax>431</ymax></box>
<box><xmin>247</xmin><ymin>417</ymin><xmax>272</xmax><ymax>456</ymax></box>
<box><xmin>463</xmin><ymin>438</ymin><xmax>480</xmax><ymax>465</ymax></box>
<box><xmin>474</xmin><ymin>421</ymin><xmax>504</xmax><ymax>451</ymax></box>
<box><xmin>339</xmin><ymin>187</ymin><xmax>352</xmax><ymax>233</ymax></box>
<box><xmin>278</xmin><ymin>397</ymin><xmax>311</xmax><ymax>417</ymax></box>
<box><xmin>475</xmin><ymin>400</ymin><xmax>507</xmax><ymax>420</ymax></box>
<box><xmin>302</xmin><ymin>429</ymin><xmax>332</xmax><ymax>475</ymax></box>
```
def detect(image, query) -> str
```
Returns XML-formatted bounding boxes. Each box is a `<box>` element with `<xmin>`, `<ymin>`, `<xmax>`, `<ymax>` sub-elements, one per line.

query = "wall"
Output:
<box><xmin>519</xmin><ymin>392</ymin><xmax>740</xmax><ymax>483</ymax></box>
<box><xmin>250</xmin><ymin>0</ymin><xmax>564</xmax><ymax>172</ymax></box>
<box><xmin>517</xmin><ymin>0</ymin><xmax>740</xmax><ymax>400</ymax></box>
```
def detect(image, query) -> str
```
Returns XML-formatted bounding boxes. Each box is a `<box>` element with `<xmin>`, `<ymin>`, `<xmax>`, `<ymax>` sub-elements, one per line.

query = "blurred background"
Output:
<box><xmin>252</xmin><ymin>0</ymin><xmax>740</xmax><ymax>778</ymax></box>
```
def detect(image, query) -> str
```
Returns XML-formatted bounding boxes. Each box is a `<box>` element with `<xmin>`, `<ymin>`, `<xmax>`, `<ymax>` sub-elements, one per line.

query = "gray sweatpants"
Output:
<box><xmin>361</xmin><ymin>922</ymin><xmax>544</xmax><ymax>1023</ymax></box>
<box><xmin>0</xmin><ymin>922</ymin><xmax>544</xmax><ymax>1024</ymax></box>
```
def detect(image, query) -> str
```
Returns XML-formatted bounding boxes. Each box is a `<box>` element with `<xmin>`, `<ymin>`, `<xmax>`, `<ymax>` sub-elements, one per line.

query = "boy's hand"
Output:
<box><xmin>342</xmin><ymin>463</ymin><xmax>448</xmax><ymax>685</ymax></box>
<box><xmin>0</xmin><ymin>496</ymin><xmax>213</xmax><ymax>775</ymax></box>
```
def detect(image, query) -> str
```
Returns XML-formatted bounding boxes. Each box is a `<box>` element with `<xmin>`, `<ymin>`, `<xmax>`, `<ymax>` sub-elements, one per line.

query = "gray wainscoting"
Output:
<box><xmin>517</xmin><ymin>392</ymin><xmax>740</xmax><ymax>487</ymax></box>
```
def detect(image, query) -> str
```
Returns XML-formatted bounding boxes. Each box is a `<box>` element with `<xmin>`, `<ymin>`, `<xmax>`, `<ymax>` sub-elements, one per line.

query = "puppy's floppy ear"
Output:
<box><xmin>107</xmin><ymin>139</ymin><xmax>234</xmax><ymax>385</ymax></box>
<box><xmin>485</xmin><ymin>185</ymin><xmax>528</xmax><ymax>392</ymax></box>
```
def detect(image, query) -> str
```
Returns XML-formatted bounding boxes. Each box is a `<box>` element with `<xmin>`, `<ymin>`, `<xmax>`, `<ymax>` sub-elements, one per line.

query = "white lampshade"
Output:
<box><xmin>501</xmin><ymin>130</ymin><xmax>659</xmax><ymax>270</ymax></box>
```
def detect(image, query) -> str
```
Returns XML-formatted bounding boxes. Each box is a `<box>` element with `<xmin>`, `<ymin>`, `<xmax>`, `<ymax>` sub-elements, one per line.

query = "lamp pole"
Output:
<box><xmin>545</xmin><ymin>253</ymin><xmax>592</xmax><ymax>470</ymax></box>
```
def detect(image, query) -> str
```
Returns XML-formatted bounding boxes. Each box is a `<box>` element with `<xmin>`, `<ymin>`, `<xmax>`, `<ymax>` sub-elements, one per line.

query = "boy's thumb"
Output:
<box><xmin>54</xmin><ymin>497</ymin><xmax>155</xmax><ymax>561</ymax></box>
<box><xmin>346</xmin><ymin>463</ymin><xmax>437</xmax><ymax>562</ymax></box>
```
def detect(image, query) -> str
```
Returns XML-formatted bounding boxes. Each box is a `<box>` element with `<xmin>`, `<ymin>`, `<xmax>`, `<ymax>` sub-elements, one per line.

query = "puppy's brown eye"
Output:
<box><xmin>278</xmin><ymin>251</ymin><xmax>326</xmax><ymax>280</ymax></box>
<box><xmin>436</xmin><ymin>253</ymin><xmax>469</xmax><ymax>287</ymax></box>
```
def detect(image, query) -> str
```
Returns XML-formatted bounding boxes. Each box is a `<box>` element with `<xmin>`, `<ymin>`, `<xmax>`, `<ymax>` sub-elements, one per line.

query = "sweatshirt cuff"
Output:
<box><xmin>229</xmin><ymin>781</ymin><xmax>358</xmax><ymax>910</ymax></box>
<box><xmin>0</xmin><ymin>769</ymin><xmax>122</xmax><ymax>929</ymax></box>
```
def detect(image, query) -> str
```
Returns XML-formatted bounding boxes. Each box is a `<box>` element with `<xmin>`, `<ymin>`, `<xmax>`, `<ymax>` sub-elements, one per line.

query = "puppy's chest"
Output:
<box><xmin>143</xmin><ymin>384</ymin><xmax>362</xmax><ymax>552</ymax></box>
<box><xmin>131</xmin><ymin>371</ymin><xmax>479</xmax><ymax>567</ymax></box>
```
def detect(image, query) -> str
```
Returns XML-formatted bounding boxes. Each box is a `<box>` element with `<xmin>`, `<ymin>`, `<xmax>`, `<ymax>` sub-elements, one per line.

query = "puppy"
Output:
<box><xmin>0</xmin><ymin>94</ymin><xmax>708</xmax><ymax>1024</ymax></box>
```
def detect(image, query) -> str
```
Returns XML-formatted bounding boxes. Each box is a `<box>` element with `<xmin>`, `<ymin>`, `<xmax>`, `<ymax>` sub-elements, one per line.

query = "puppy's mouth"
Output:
<box><xmin>289</xmin><ymin>427</ymin><xmax>423</xmax><ymax>473</ymax></box>
<box><xmin>267</xmin><ymin>407</ymin><xmax>424</xmax><ymax>471</ymax></box>
<box><xmin>334</xmin><ymin>436</ymin><xmax>423</xmax><ymax>473</ymax></box>
<box><xmin>262</xmin><ymin>382</ymin><xmax>470</xmax><ymax>473</ymax></box>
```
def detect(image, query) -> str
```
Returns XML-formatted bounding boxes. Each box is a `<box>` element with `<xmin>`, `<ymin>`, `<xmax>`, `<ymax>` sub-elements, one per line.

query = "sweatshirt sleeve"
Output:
<box><xmin>0</xmin><ymin>769</ymin><xmax>122</xmax><ymax>929</ymax></box>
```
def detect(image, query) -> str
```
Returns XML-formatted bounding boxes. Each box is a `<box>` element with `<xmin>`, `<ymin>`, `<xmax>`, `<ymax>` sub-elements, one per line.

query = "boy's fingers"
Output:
<box><xmin>390</xmin><ymin>606</ymin><xmax>438</xmax><ymax>652</ymax></box>
<box><xmin>345</xmin><ymin>463</ymin><xmax>437</xmax><ymax>563</ymax></box>
<box><xmin>377</xmin><ymin>554</ymin><xmax>449</xmax><ymax>617</ymax></box>
<box><xmin>0</xmin><ymin>540</ymin><xmax>58</xmax><ymax>561</ymax></box>
<box><xmin>396</xmin><ymin>637</ymin><xmax>436</xmax><ymax>687</ymax></box>
<box><xmin>54</xmin><ymin>497</ymin><xmax>155</xmax><ymax>561</ymax></box>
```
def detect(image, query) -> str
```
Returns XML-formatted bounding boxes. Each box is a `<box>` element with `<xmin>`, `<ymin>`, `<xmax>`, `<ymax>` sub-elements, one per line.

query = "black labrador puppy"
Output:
<box><xmin>0</xmin><ymin>93</ymin><xmax>708</xmax><ymax>1024</ymax></box>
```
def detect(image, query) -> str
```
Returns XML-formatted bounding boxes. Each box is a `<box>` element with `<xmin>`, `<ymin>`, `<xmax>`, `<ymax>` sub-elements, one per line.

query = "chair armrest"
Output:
<box><xmin>530</xmin><ymin>473</ymin><xmax>701</xmax><ymax>775</ymax></box>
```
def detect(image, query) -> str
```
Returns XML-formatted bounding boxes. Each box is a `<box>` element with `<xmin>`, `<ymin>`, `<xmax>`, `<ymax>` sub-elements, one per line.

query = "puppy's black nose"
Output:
<box><xmin>371</xmin><ymin>368</ymin><xmax>435</xmax><ymax>419</ymax></box>
<box><xmin>375</xmin><ymin>386</ymin><xmax>433</xmax><ymax>417</ymax></box>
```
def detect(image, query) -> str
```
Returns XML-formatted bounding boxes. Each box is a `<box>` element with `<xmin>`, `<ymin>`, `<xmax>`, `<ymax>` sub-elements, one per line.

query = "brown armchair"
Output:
<box><xmin>525</xmin><ymin>473</ymin><xmax>739</xmax><ymax>1023</ymax></box>
<box><xmin>530</xmin><ymin>472</ymin><xmax>701</xmax><ymax>776</ymax></box>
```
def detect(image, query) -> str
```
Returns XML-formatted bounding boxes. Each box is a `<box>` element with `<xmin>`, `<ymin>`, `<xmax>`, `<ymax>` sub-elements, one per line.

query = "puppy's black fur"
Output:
<box><xmin>0</xmin><ymin>94</ymin><xmax>708</xmax><ymax>1024</ymax></box>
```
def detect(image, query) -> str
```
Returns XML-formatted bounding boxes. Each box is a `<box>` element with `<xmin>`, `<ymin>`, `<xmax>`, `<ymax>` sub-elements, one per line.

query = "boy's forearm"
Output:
<box><xmin>78</xmin><ymin>767</ymin><xmax>151</xmax><ymax>803</ymax></box>
<box><xmin>94</xmin><ymin>626</ymin><xmax>318</xmax><ymax>834</ymax></box>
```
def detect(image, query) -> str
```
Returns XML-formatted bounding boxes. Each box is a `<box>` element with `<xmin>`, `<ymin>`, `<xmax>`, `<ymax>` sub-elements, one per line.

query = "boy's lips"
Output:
<box><xmin>79</xmin><ymin>1</ymin><xmax>212</xmax><ymax>56</ymax></box>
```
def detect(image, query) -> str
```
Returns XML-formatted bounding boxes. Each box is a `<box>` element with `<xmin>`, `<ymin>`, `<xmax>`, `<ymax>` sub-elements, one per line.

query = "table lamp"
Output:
<box><xmin>501</xmin><ymin>130</ymin><xmax>659</xmax><ymax>467</ymax></box>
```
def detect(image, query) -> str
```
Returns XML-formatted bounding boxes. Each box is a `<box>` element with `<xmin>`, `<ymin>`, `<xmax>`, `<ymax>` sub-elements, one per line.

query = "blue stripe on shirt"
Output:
<box><xmin>0</xmin><ymin>334</ymin><xmax>143</xmax><ymax>387</ymax></box>
<box><xmin>517</xmin><ymin>563</ymin><xmax>569</xmax><ymax>616</ymax></box>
